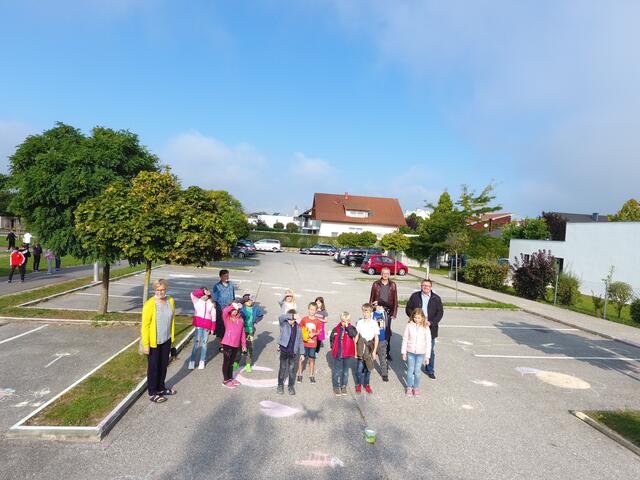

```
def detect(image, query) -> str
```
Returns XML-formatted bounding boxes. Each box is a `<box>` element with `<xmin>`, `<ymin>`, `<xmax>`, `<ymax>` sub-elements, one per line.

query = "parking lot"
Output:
<box><xmin>2</xmin><ymin>252</ymin><xmax>640</xmax><ymax>480</ymax></box>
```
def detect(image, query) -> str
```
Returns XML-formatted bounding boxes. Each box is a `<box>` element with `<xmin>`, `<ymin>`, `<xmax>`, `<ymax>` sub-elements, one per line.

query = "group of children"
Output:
<box><xmin>188</xmin><ymin>285</ymin><xmax>433</xmax><ymax>397</ymax></box>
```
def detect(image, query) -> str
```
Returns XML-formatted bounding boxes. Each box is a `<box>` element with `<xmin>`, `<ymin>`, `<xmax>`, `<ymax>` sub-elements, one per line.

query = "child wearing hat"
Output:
<box><xmin>278</xmin><ymin>289</ymin><xmax>297</xmax><ymax>317</ymax></box>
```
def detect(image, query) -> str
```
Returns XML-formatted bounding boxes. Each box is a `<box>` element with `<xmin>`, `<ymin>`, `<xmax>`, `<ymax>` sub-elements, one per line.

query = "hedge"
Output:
<box><xmin>461</xmin><ymin>258</ymin><xmax>509</xmax><ymax>290</ymax></box>
<box><xmin>248</xmin><ymin>231</ymin><xmax>339</xmax><ymax>248</ymax></box>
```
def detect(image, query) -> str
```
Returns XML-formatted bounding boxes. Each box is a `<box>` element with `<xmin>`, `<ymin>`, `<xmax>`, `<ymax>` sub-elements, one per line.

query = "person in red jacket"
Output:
<box><xmin>8</xmin><ymin>246</ymin><xmax>26</xmax><ymax>283</ymax></box>
<box><xmin>329</xmin><ymin>312</ymin><xmax>358</xmax><ymax>396</ymax></box>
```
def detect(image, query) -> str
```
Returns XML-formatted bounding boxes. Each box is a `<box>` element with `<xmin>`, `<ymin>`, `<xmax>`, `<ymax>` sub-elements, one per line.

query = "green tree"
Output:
<box><xmin>380</xmin><ymin>231</ymin><xmax>410</xmax><ymax>255</ymax></box>
<box><xmin>466</xmin><ymin>231</ymin><xmax>508</xmax><ymax>259</ymax></box>
<box><xmin>285</xmin><ymin>222</ymin><xmax>299</xmax><ymax>233</ymax></box>
<box><xmin>337</xmin><ymin>232</ymin><xmax>359</xmax><ymax>248</ymax></box>
<box><xmin>273</xmin><ymin>221</ymin><xmax>284</xmax><ymax>230</ymax></box>
<box><xmin>610</xmin><ymin>199</ymin><xmax>640</xmax><ymax>222</ymax></box>
<box><xmin>418</xmin><ymin>191</ymin><xmax>462</xmax><ymax>258</ymax></box>
<box><xmin>0</xmin><ymin>174</ymin><xmax>16</xmax><ymax>216</ymax></box>
<box><xmin>608</xmin><ymin>281</ymin><xmax>634</xmax><ymax>318</ymax></box>
<box><xmin>355</xmin><ymin>231</ymin><xmax>377</xmax><ymax>248</ymax></box>
<box><xmin>9</xmin><ymin>123</ymin><xmax>158</xmax><ymax>258</ymax></box>
<box><xmin>445</xmin><ymin>229</ymin><xmax>470</xmax><ymax>304</ymax></box>
<box><xmin>456</xmin><ymin>183</ymin><xmax>502</xmax><ymax>223</ymax></box>
<box><xmin>502</xmin><ymin>218</ymin><xmax>549</xmax><ymax>243</ymax></box>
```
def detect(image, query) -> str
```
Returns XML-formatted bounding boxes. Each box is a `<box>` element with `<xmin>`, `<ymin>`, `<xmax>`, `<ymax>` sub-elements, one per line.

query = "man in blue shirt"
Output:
<box><xmin>212</xmin><ymin>269</ymin><xmax>236</xmax><ymax>345</ymax></box>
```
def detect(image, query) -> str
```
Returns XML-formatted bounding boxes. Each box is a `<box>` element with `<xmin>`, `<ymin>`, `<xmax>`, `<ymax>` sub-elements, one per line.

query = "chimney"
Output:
<box><xmin>344</xmin><ymin>192</ymin><xmax>349</xmax><ymax>200</ymax></box>
<box><xmin>592</xmin><ymin>212</ymin><xmax>599</xmax><ymax>222</ymax></box>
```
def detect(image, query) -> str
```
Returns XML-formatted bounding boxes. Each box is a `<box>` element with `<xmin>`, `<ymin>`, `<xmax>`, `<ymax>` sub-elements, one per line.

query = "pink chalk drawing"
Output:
<box><xmin>295</xmin><ymin>452</ymin><xmax>344</xmax><ymax>468</ymax></box>
<box><xmin>235</xmin><ymin>365</ymin><xmax>285</xmax><ymax>388</ymax></box>
<box><xmin>259</xmin><ymin>400</ymin><xmax>301</xmax><ymax>418</ymax></box>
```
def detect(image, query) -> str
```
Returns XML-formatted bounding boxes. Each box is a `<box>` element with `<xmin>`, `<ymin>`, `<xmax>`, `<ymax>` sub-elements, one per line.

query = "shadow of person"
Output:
<box><xmin>250</xmin><ymin>330</ymin><xmax>274</xmax><ymax>364</ymax></box>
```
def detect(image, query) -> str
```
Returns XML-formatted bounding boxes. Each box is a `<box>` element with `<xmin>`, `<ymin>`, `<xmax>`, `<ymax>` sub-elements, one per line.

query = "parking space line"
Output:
<box><xmin>0</xmin><ymin>325</ymin><xmax>49</xmax><ymax>345</ymax></box>
<box><xmin>75</xmin><ymin>293</ymin><xmax>139</xmax><ymax>299</ymax></box>
<box><xmin>443</xmin><ymin>325</ymin><xmax>579</xmax><ymax>331</ymax></box>
<box><xmin>474</xmin><ymin>354</ymin><xmax>640</xmax><ymax>361</ymax></box>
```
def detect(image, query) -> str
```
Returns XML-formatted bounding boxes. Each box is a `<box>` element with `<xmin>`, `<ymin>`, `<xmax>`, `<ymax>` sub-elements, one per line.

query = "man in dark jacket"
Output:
<box><xmin>369</xmin><ymin>267</ymin><xmax>398</xmax><ymax>366</ymax></box>
<box><xmin>405</xmin><ymin>279</ymin><xmax>444</xmax><ymax>379</ymax></box>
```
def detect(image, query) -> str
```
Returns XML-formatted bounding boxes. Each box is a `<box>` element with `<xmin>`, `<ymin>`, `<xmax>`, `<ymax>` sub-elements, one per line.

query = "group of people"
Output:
<box><xmin>6</xmin><ymin>230</ymin><xmax>60</xmax><ymax>283</ymax></box>
<box><xmin>140</xmin><ymin>267</ymin><xmax>443</xmax><ymax>404</ymax></box>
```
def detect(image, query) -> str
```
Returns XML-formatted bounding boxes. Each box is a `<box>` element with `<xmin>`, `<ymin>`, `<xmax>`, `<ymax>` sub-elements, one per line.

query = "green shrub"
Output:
<box><xmin>608</xmin><ymin>281</ymin><xmax>634</xmax><ymax>319</ymax></box>
<box><xmin>556</xmin><ymin>271</ymin><xmax>580</xmax><ymax>306</ymax></box>
<box><xmin>462</xmin><ymin>258</ymin><xmax>508</xmax><ymax>290</ymax></box>
<box><xmin>630</xmin><ymin>298</ymin><xmax>640</xmax><ymax>323</ymax></box>
<box><xmin>273</xmin><ymin>222</ymin><xmax>284</xmax><ymax>230</ymax></box>
<box><xmin>512</xmin><ymin>250</ymin><xmax>556</xmax><ymax>300</ymax></box>
<box><xmin>248</xmin><ymin>231</ymin><xmax>338</xmax><ymax>248</ymax></box>
<box><xmin>591</xmin><ymin>291</ymin><xmax>603</xmax><ymax>315</ymax></box>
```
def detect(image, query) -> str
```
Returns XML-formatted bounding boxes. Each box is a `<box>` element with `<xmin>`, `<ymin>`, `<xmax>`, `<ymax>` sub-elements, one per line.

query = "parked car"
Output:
<box><xmin>343</xmin><ymin>250</ymin><xmax>368</xmax><ymax>266</ymax></box>
<box><xmin>299</xmin><ymin>243</ymin><xmax>337</xmax><ymax>255</ymax></box>
<box><xmin>361</xmin><ymin>254</ymin><xmax>409</xmax><ymax>276</ymax></box>
<box><xmin>254</xmin><ymin>238</ymin><xmax>282</xmax><ymax>252</ymax></box>
<box><xmin>237</xmin><ymin>239</ymin><xmax>256</xmax><ymax>251</ymax></box>
<box><xmin>230</xmin><ymin>239</ymin><xmax>257</xmax><ymax>258</ymax></box>
<box><xmin>335</xmin><ymin>247</ymin><xmax>354</xmax><ymax>262</ymax></box>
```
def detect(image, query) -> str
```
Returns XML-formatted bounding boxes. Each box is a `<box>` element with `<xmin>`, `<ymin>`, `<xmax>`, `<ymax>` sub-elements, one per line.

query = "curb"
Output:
<box><xmin>412</xmin><ymin>272</ymin><xmax>640</xmax><ymax>351</ymax></box>
<box><xmin>570</xmin><ymin>410</ymin><xmax>640</xmax><ymax>458</ymax></box>
<box><xmin>17</xmin><ymin>266</ymin><xmax>160</xmax><ymax>308</ymax></box>
<box><xmin>7</xmin><ymin>327</ymin><xmax>195</xmax><ymax>442</ymax></box>
<box><xmin>0</xmin><ymin>316</ymin><xmax>140</xmax><ymax>325</ymax></box>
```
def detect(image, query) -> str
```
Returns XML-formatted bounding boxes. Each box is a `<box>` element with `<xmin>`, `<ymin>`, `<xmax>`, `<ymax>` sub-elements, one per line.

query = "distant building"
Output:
<box><xmin>468</xmin><ymin>212</ymin><xmax>513</xmax><ymax>232</ymax></box>
<box><xmin>301</xmin><ymin>192</ymin><xmax>406</xmax><ymax>238</ymax></box>
<box><xmin>248</xmin><ymin>214</ymin><xmax>296</xmax><ymax>228</ymax></box>
<box><xmin>404</xmin><ymin>208</ymin><xmax>431</xmax><ymax>220</ymax></box>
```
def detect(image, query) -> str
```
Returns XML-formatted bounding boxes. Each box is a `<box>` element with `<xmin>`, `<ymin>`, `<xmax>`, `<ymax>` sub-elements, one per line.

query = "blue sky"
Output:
<box><xmin>1</xmin><ymin>1</ymin><xmax>639</xmax><ymax>217</ymax></box>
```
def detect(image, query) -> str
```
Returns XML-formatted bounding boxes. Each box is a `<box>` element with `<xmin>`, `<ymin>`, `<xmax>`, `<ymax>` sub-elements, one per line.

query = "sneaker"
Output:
<box><xmin>277</xmin><ymin>385</ymin><xmax>284</xmax><ymax>395</ymax></box>
<box><xmin>333</xmin><ymin>387</ymin><xmax>341</xmax><ymax>396</ymax></box>
<box><xmin>340</xmin><ymin>387</ymin><xmax>347</xmax><ymax>396</ymax></box>
<box><xmin>365</xmin><ymin>385</ymin><xmax>373</xmax><ymax>394</ymax></box>
<box><xmin>222</xmin><ymin>380</ymin><xmax>236</xmax><ymax>389</ymax></box>
<box><xmin>198</xmin><ymin>361</ymin><xmax>205</xmax><ymax>369</ymax></box>
<box><xmin>355</xmin><ymin>385</ymin><xmax>362</xmax><ymax>393</ymax></box>
<box><xmin>296</xmin><ymin>375</ymin><xmax>303</xmax><ymax>383</ymax></box>
<box><xmin>405</xmin><ymin>387</ymin><xmax>413</xmax><ymax>396</ymax></box>
<box><xmin>231</xmin><ymin>379</ymin><xmax>241</xmax><ymax>387</ymax></box>
<box><xmin>245</xmin><ymin>363</ymin><xmax>252</xmax><ymax>373</ymax></box>
<box><xmin>288</xmin><ymin>386</ymin><xmax>296</xmax><ymax>395</ymax></box>
<box><xmin>6</xmin><ymin>280</ymin><xmax>11</xmax><ymax>283</ymax></box>
<box><xmin>233</xmin><ymin>362</ymin><xmax>239</xmax><ymax>370</ymax></box>
<box><xmin>413</xmin><ymin>388</ymin><xmax>421</xmax><ymax>396</ymax></box>
<box><xmin>188</xmin><ymin>361</ymin><xmax>195</xmax><ymax>370</ymax></box>
<box><xmin>310</xmin><ymin>376</ymin><xmax>316</xmax><ymax>384</ymax></box>
<box><xmin>382</xmin><ymin>375</ymin><xmax>389</xmax><ymax>382</ymax></box>
<box><xmin>387</xmin><ymin>354</ymin><xmax>392</xmax><ymax>361</ymax></box>
<box><xmin>427</xmin><ymin>373</ymin><xmax>436</xmax><ymax>380</ymax></box>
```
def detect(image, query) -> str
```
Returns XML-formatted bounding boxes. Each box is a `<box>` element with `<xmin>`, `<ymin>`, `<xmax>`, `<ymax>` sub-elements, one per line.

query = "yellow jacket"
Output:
<box><xmin>141</xmin><ymin>296</ymin><xmax>176</xmax><ymax>348</ymax></box>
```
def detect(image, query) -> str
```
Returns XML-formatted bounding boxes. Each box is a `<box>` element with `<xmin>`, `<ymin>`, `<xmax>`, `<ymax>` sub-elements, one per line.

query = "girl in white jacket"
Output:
<box><xmin>401</xmin><ymin>308</ymin><xmax>432</xmax><ymax>397</ymax></box>
<box><xmin>188</xmin><ymin>288</ymin><xmax>216</xmax><ymax>370</ymax></box>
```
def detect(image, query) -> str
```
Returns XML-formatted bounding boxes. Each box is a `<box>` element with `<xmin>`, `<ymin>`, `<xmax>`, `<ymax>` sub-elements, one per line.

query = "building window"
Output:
<box><xmin>345</xmin><ymin>210</ymin><xmax>369</xmax><ymax>218</ymax></box>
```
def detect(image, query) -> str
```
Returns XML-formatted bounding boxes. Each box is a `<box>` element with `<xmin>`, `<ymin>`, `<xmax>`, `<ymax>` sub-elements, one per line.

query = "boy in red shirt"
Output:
<box><xmin>8</xmin><ymin>246</ymin><xmax>26</xmax><ymax>283</ymax></box>
<box><xmin>296</xmin><ymin>302</ymin><xmax>322</xmax><ymax>384</ymax></box>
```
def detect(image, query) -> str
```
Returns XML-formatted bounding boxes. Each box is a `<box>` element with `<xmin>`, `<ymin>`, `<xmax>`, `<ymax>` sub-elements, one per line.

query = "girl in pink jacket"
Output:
<box><xmin>188</xmin><ymin>288</ymin><xmax>216</xmax><ymax>370</ymax></box>
<box><xmin>221</xmin><ymin>303</ymin><xmax>247</xmax><ymax>389</ymax></box>
<box><xmin>401</xmin><ymin>308</ymin><xmax>432</xmax><ymax>397</ymax></box>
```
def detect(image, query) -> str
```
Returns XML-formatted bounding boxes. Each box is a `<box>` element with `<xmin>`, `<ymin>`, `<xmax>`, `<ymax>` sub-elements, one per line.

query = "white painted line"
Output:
<box><xmin>475</xmin><ymin>354</ymin><xmax>640</xmax><ymax>361</ymax></box>
<box><xmin>443</xmin><ymin>325</ymin><xmax>579</xmax><ymax>331</ymax></box>
<box><xmin>75</xmin><ymin>293</ymin><xmax>139</xmax><ymax>299</ymax></box>
<box><xmin>302</xmin><ymin>289</ymin><xmax>338</xmax><ymax>294</ymax></box>
<box><xmin>0</xmin><ymin>324</ymin><xmax>48</xmax><ymax>345</ymax></box>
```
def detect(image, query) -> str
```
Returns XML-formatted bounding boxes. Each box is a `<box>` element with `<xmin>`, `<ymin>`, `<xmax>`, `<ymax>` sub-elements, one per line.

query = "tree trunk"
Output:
<box><xmin>99</xmin><ymin>262</ymin><xmax>110</xmax><ymax>315</ymax></box>
<box><xmin>143</xmin><ymin>260</ymin><xmax>152</xmax><ymax>304</ymax></box>
<box><xmin>454</xmin><ymin>251</ymin><xmax>459</xmax><ymax>305</ymax></box>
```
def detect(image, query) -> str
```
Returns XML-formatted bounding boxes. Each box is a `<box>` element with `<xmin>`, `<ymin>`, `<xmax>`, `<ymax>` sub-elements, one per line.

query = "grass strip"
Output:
<box><xmin>398</xmin><ymin>298</ymin><xmax>518</xmax><ymax>309</ymax></box>
<box><xmin>26</xmin><ymin>321</ymin><xmax>192</xmax><ymax>426</ymax></box>
<box><xmin>585</xmin><ymin>410</ymin><xmax>640</xmax><ymax>447</ymax></box>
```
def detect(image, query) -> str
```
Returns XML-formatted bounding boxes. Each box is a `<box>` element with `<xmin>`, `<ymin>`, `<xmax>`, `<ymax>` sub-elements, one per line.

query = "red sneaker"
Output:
<box><xmin>364</xmin><ymin>385</ymin><xmax>373</xmax><ymax>394</ymax></box>
<box><xmin>355</xmin><ymin>385</ymin><xmax>362</xmax><ymax>393</ymax></box>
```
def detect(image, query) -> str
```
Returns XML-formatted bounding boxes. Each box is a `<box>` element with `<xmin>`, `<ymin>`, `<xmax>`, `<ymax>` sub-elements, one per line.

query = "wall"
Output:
<box><xmin>509</xmin><ymin>222</ymin><xmax>640</xmax><ymax>296</ymax></box>
<box><xmin>318</xmin><ymin>221</ymin><xmax>398</xmax><ymax>238</ymax></box>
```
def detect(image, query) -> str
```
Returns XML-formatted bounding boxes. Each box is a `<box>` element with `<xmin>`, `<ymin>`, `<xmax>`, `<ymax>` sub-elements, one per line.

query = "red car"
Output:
<box><xmin>361</xmin><ymin>255</ymin><xmax>409</xmax><ymax>276</ymax></box>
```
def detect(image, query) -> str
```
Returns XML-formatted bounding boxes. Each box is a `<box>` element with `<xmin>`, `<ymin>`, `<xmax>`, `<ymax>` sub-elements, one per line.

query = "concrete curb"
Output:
<box><xmin>570</xmin><ymin>410</ymin><xmax>640</xmax><ymax>458</ymax></box>
<box><xmin>17</xmin><ymin>266</ymin><xmax>160</xmax><ymax>308</ymax></box>
<box><xmin>408</xmin><ymin>272</ymin><xmax>640</xmax><ymax>351</ymax></box>
<box><xmin>7</xmin><ymin>327</ymin><xmax>195</xmax><ymax>442</ymax></box>
<box><xmin>0</xmin><ymin>316</ymin><xmax>140</xmax><ymax>325</ymax></box>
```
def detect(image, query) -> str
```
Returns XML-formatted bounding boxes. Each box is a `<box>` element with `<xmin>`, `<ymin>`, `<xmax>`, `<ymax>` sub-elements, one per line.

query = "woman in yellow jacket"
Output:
<box><xmin>142</xmin><ymin>278</ymin><xmax>177</xmax><ymax>403</ymax></box>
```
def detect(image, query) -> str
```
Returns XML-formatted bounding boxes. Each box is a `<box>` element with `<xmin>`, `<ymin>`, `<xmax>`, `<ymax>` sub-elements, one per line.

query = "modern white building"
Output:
<box><xmin>509</xmin><ymin>222</ymin><xmax>640</xmax><ymax>297</ymax></box>
<box><xmin>247</xmin><ymin>214</ymin><xmax>296</xmax><ymax>229</ymax></box>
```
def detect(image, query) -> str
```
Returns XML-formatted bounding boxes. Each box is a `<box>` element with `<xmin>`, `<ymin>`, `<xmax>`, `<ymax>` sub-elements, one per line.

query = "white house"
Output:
<box><xmin>302</xmin><ymin>192</ymin><xmax>406</xmax><ymax>238</ymax></box>
<box><xmin>509</xmin><ymin>222</ymin><xmax>640</xmax><ymax>297</ymax></box>
<box><xmin>248</xmin><ymin>214</ymin><xmax>296</xmax><ymax>229</ymax></box>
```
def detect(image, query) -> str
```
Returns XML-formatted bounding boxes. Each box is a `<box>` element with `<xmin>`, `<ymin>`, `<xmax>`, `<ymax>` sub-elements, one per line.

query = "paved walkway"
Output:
<box><xmin>426</xmin><ymin>274</ymin><xmax>640</xmax><ymax>348</ymax></box>
<box><xmin>0</xmin><ymin>264</ymin><xmax>99</xmax><ymax>297</ymax></box>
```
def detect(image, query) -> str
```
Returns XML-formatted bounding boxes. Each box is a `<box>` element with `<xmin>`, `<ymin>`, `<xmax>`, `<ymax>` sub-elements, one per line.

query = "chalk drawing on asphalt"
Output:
<box><xmin>260</xmin><ymin>400</ymin><xmax>301</xmax><ymax>418</ymax></box>
<box><xmin>471</xmin><ymin>380</ymin><xmax>498</xmax><ymax>387</ymax></box>
<box><xmin>295</xmin><ymin>452</ymin><xmax>345</xmax><ymax>468</ymax></box>
<box><xmin>516</xmin><ymin>367</ymin><xmax>590</xmax><ymax>389</ymax></box>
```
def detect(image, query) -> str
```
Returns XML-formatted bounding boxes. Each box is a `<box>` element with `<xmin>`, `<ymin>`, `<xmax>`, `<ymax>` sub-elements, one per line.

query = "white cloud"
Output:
<box><xmin>0</xmin><ymin>121</ymin><xmax>35</xmax><ymax>173</ymax></box>
<box><xmin>290</xmin><ymin>152</ymin><xmax>335</xmax><ymax>179</ymax></box>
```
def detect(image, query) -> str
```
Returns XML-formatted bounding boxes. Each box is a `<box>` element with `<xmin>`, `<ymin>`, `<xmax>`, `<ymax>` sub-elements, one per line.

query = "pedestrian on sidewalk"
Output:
<box><xmin>405</xmin><ymin>279</ymin><xmax>443</xmax><ymax>380</ymax></box>
<box><xmin>54</xmin><ymin>254</ymin><xmax>61</xmax><ymax>271</ymax></box>
<box><xmin>141</xmin><ymin>279</ymin><xmax>177</xmax><ymax>404</ymax></box>
<box><xmin>188</xmin><ymin>288</ymin><xmax>216</xmax><ymax>370</ymax></box>
<box><xmin>369</xmin><ymin>267</ymin><xmax>398</xmax><ymax>361</ymax></box>
<box><xmin>22</xmin><ymin>231</ymin><xmax>32</xmax><ymax>246</ymax></box>
<box><xmin>6</xmin><ymin>230</ymin><xmax>16</xmax><ymax>250</ymax></box>
<box><xmin>277</xmin><ymin>309</ymin><xmax>303</xmax><ymax>395</ymax></box>
<box><xmin>7</xmin><ymin>246</ymin><xmax>25</xmax><ymax>283</ymax></box>
<box><xmin>355</xmin><ymin>303</ymin><xmax>379</xmax><ymax>394</ymax></box>
<box><xmin>32</xmin><ymin>243</ymin><xmax>42</xmax><ymax>272</ymax></box>
<box><xmin>220</xmin><ymin>302</ymin><xmax>246</xmax><ymax>389</ymax></box>
<box><xmin>401</xmin><ymin>309</ymin><xmax>432</xmax><ymax>397</ymax></box>
<box><xmin>329</xmin><ymin>312</ymin><xmax>357</xmax><ymax>396</ymax></box>
<box><xmin>44</xmin><ymin>248</ymin><xmax>55</xmax><ymax>274</ymax></box>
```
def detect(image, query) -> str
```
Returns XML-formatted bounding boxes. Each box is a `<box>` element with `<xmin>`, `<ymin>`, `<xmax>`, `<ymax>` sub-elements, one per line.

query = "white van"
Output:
<box><xmin>254</xmin><ymin>238</ymin><xmax>282</xmax><ymax>252</ymax></box>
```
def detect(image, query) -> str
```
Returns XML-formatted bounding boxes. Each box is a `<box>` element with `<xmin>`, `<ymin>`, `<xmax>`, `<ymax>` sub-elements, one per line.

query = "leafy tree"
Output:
<box><xmin>557</xmin><ymin>271</ymin><xmax>580</xmax><ymax>306</ymax></box>
<box><xmin>466</xmin><ymin>231</ymin><xmax>508</xmax><ymax>259</ymax></box>
<box><xmin>630</xmin><ymin>299</ymin><xmax>640</xmax><ymax>323</ymax></box>
<box><xmin>418</xmin><ymin>191</ymin><xmax>462</xmax><ymax>257</ymax></box>
<box><xmin>445</xmin><ymin>229</ymin><xmax>470</xmax><ymax>304</ymax></box>
<box><xmin>610</xmin><ymin>199</ymin><xmax>640</xmax><ymax>222</ymax></box>
<box><xmin>254</xmin><ymin>219</ymin><xmax>270</xmax><ymax>231</ymax></box>
<box><xmin>456</xmin><ymin>183</ymin><xmax>502</xmax><ymax>223</ymax></box>
<box><xmin>0</xmin><ymin>174</ymin><xmax>16</xmax><ymax>216</ymax></box>
<box><xmin>607</xmin><ymin>281</ymin><xmax>634</xmax><ymax>318</ymax></box>
<box><xmin>356</xmin><ymin>231</ymin><xmax>377</xmax><ymax>248</ymax></box>
<box><xmin>541</xmin><ymin>212</ymin><xmax>566</xmax><ymax>241</ymax></box>
<box><xmin>502</xmin><ymin>218</ymin><xmax>549</xmax><ymax>243</ymax></box>
<box><xmin>9</xmin><ymin>122</ymin><xmax>158</xmax><ymax>257</ymax></box>
<box><xmin>591</xmin><ymin>291</ymin><xmax>603</xmax><ymax>316</ymax></box>
<box><xmin>380</xmin><ymin>231</ymin><xmax>410</xmax><ymax>255</ymax></box>
<box><xmin>405</xmin><ymin>213</ymin><xmax>423</xmax><ymax>231</ymax></box>
<box><xmin>336</xmin><ymin>232</ymin><xmax>358</xmax><ymax>247</ymax></box>
<box><xmin>405</xmin><ymin>236</ymin><xmax>431</xmax><ymax>268</ymax></box>
<box><xmin>511</xmin><ymin>250</ymin><xmax>555</xmax><ymax>300</ymax></box>
<box><xmin>273</xmin><ymin>221</ymin><xmax>285</xmax><ymax>230</ymax></box>
<box><xmin>285</xmin><ymin>222</ymin><xmax>299</xmax><ymax>233</ymax></box>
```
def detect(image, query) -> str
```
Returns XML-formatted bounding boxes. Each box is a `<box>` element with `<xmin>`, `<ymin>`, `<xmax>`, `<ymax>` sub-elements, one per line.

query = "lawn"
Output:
<box><xmin>586</xmin><ymin>410</ymin><xmax>640</xmax><ymax>448</ymax></box>
<box><xmin>398</xmin><ymin>298</ymin><xmax>518</xmax><ymax>309</ymax></box>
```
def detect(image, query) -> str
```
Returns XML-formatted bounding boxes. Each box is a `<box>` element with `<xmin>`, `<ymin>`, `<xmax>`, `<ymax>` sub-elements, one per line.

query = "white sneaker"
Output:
<box><xmin>198</xmin><ymin>361</ymin><xmax>205</xmax><ymax>370</ymax></box>
<box><xmin>188</xmin><ymin>361</ymin><xmax>195</xmax><ymax>370</ymax></box>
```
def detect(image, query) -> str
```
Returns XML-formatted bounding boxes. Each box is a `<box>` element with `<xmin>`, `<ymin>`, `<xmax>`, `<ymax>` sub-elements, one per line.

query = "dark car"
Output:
<box><xmin>300</xmin><ymin>243</ymin><xmax>338</xmax><ymax>255</ymax></box>
<box><xmin>343</xmin><ymin>250</ymin><xmax>368</xmax><ymax>267</ymax></box>
<box><xmin>231</xmin><ymin>240</ymin><xmax>256</xmax><ymax>258</ymax></box>
<box><xmin>334</xmin><ymin>247</ymin><xmax>353</xmax><ymax>262</ymax></box>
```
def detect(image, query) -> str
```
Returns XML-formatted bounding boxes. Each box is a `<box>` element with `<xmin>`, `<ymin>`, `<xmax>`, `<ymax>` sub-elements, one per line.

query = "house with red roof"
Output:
<box><xmin>468</xmin><ymin>212</ymin><xmax>512</xmax><ymax>232</ymax></box>
<box><xmin>300</xmin><ymin>192</ymin><xmax>406</xmax><ymax>238</ymax></box>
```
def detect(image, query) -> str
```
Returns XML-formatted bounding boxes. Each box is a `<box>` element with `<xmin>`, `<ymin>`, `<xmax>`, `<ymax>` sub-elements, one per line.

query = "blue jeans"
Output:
<box><xmin>423</xmin><ymin>338</ymin><xmax>436</xmax><ymax>374</ymax></box>
<box><xmin>406</xmin><ymin>352</ymin><xmax>425</xmax><ymax>388</ymax></box>
<box><xmin>356</xmin><ymin>359</ymin><xmax>370</xmax><ymax>386</ymax></box>
<box><xmin>189</xmin><ymin>327</ymin><xmax>210</xmax><ymax>363</ymax></box>
<box><xmin>332</xmin><ymin>357</ymin><xmax>353</xmax><ymax>388</ymax></box>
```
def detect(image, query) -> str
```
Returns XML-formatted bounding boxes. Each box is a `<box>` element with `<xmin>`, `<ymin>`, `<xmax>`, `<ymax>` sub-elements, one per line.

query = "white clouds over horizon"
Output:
<box><xmin>0</xmin><ymin>120</ymin><xmax>35</xmax><ymax>173</ymax></box>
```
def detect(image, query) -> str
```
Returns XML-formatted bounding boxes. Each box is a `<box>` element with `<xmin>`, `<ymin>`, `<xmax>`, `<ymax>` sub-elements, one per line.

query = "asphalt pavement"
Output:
<box><xmin>2</xmin><ymin>252</ymin><xmax>640</xmax><ymax>480</ymax></box>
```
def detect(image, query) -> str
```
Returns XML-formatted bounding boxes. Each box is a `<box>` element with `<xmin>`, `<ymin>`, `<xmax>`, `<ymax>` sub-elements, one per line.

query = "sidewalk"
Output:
<box><xmin>0</xmin><ymin>264</ymin><xmax>97</xmax><ymax>297</ymax></box>
<box><xmin>426</xmin><ymin>273</ymin><xmax>640</xmax><ymax>349</ymax></box>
